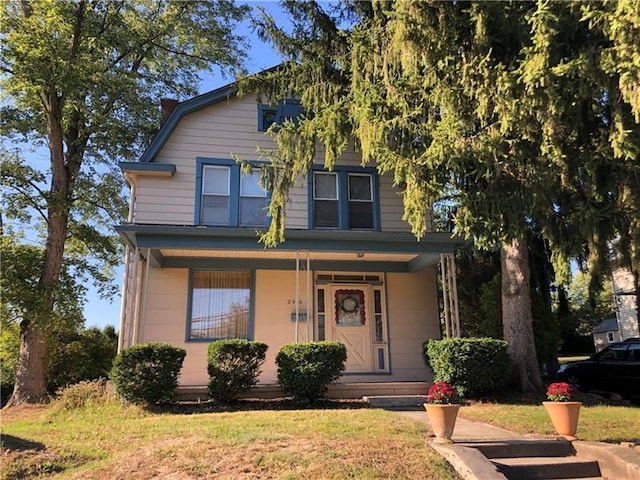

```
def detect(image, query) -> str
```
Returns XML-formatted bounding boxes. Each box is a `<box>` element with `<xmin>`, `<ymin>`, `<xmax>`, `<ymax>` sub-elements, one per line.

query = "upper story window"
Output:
<box><xmin>310</xmin><ymin>168</ymin><xmax>379</xmax><ymax>230</ymax></box>
<box><xmin>258</xmin><ymin>99</ymin><xmax>303</xmax><ymax>131</ymax></box>
<box><xmin>196</xmin><ymin>159</ymin><xmax>268</xmax><ymax>227</ymax></box>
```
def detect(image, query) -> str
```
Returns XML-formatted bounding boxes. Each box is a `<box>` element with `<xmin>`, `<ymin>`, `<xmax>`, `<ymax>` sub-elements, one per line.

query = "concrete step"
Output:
<box><xmin>457</xmin><ymin>439</ymin><xmax>576</xmax><ymax>459</ymax></box>
<box><xmin>363</xmin><ymin>395</ymin><xmax>427</xmax><ymax>407</ymax></box>
<box><xmin>491</xmin><ymin>456</ymin><xmax>602</xmax><ymax>480</ymax></box>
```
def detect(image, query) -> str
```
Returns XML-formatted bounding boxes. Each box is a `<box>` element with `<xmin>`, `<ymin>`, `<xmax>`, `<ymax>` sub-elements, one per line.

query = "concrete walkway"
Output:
<box><xmin>388</xmin><ymin>407</ymin><xmax>640</xmax><ymax>480</ymax></box>
<box><xmin>393</xmin><ymin>407</ymin><xmax>527</xmax><ymax>442</ymax></box>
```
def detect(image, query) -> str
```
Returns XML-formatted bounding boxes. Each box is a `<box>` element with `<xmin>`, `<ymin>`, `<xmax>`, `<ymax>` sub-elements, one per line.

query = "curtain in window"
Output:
<box><xmin>190</xmin><ymin>271</ymin><xmax>250</xmax><ymax>339</ymax></box>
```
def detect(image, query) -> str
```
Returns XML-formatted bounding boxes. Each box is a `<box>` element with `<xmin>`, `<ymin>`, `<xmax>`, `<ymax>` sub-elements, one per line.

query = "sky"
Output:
<box><xmin>84</xmin><ymin>1</ymin><xmax>288</xmax><ymax>330</ymax></box>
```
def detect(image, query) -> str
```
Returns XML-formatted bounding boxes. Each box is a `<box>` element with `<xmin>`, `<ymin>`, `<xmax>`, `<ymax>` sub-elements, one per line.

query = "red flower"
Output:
<box><xmin>546</xmin><ymin>382</ymin><xmax>575</xmax><ymax>402</ymax></box>
<box><xmin>427</xmin><ymin>381</ymin><xmax>460</xmax><ymax>404</ymax></box>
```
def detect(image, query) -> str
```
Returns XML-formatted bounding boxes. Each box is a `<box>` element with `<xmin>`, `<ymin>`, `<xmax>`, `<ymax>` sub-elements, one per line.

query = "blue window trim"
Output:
<box><xmin>257</xmin><ymin>99</ymin><xmax>303</xmax><ymax>132</ymax></box>
<box><xmin>308</xmin><ymin>165</ymin><xmax>380</xmax><ymax>231</ymax></box>
<box><xmin>195</xmin><ymin>157</ymin><xmax>270</xmax><ymax>227</ymax></box>
<box><xmin>185</xmin><ymin>268</ymin><xmax>256</xmax><ymax>342</ymax></box>
<box><xmin>258</xmin><ymin>105</ymin><xmax>279</xmax><ymax>132</ymax></box>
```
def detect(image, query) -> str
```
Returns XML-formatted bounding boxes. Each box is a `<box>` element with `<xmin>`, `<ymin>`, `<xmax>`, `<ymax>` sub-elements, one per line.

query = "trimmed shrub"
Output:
<box><xmin>54</xmin><ymin>379</ymin><xmax>114</xmax><ymax>410</ymax></box>
<box><xmin>207</xmin><ymin>339</ymin><xmax>268</xmax><ymax>402</ymax></box>
<box><xmin>276</xmin><ymin>341</ymin><xmax>347</xmax><ymax>404</ymax></box>
<box><xmin>110</xmin><ymin>343</ymin><xmax>186</xmax><ymax>405</ymax></box>
<box><xmin>423</xmin><ymin>337</ymin><xmax>510</xmax><ymax>398</ymax></box>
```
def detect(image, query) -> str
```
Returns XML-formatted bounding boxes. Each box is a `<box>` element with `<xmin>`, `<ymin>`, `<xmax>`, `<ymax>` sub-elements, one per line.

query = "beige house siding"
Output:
<box><xmin>131</xmin><ymin>94</ymin><xmax>414</xmax><ymax>232</ymax></box>
<box><xmin>385</xmin><ymin>269</ymin><xmax>440</xmax><ymax>382</ymax></box>
<box><xmin>135</xmin><ymin>266</ymin><xmax>438</xmax><ymax>386</ymax></box>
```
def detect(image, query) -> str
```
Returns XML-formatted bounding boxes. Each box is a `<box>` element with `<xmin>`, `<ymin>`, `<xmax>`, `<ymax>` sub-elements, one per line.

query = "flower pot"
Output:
<box><xmin>423</xmin><ymin>403</ymin><xmax>461</xmax><ymax>443</ymax></box>
<box><xmin>543</xmin><ymin>401</ymin><xmax>582</xmax><ymax>441</ymax></box>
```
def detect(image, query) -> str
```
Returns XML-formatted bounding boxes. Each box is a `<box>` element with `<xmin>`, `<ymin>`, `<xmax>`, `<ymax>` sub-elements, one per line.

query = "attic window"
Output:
<box><xmin>258</xmin><ymin>99</ymin><xmax>302</xmax><ymax>131</ymax></box>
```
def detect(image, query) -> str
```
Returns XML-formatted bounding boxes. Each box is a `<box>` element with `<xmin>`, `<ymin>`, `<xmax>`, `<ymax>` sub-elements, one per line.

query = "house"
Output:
<box><xmin>612</xmin><ymin>268</ymin><xmax>640</xmax><ymax>340</ymax></box>
<box><xmin>592</xmin><ymin>317</ymin><xmax>621</xmax><ymax>351</ymax></box>
<box><xmin>116</xmin><ymin>80</ymin><xmax>461</xmax><ymax>399</ymax></box>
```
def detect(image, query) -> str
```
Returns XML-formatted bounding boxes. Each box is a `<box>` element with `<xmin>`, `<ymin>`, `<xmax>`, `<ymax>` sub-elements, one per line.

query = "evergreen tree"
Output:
<box><xmin>248</xmin><ymin>0</ymin><xmax>639</xmax><ymax>390</ymax></box>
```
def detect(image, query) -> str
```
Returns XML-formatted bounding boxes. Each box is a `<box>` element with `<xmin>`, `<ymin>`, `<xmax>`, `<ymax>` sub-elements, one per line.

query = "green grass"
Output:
<box><xmin>461</xmin><ymin>402</ymin><xmax>640</xmax><ymax>443</ymax></box>
<box><xmin>1</xmin><ymin>402</ymin><xmax>458</xmax><ymax>480</ymax></box>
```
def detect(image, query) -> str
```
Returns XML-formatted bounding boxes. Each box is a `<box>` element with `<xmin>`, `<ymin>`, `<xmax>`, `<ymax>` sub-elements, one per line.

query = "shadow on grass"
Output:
<box><xmin>0</xmin><ymin>434</ymin><xmax>45</xmax><ymax>452</ymax></box>
<box><xmin>147</xmin><ymin>398</ymin><xmax>372</xmax><ymax>415</ymax></box>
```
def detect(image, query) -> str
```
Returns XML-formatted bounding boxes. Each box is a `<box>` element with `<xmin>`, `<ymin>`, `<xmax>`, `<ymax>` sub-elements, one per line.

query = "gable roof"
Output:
<box><xmin>139</xmin><ymin>65</ymin><xmax>282</xmax><ymax>164</ymax></box>
<box><xmin>139</xmin><ymin>84</ymin><xmax>237</xmax><ymax>163</ymax></box>
<box><xmin>593</xmin><ymin>317</ymin><xmax>619</xmax><ymax>334</ymax></box>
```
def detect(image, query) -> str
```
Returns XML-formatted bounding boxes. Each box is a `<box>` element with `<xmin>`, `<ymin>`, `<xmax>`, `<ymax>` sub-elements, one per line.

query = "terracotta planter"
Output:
<box><xmin>543</xmin><ymin>401</ymin><xmax>582</xmax><ymax>441</ymax></box>
<box><xmin>423</xmin><ymin>403</ymin><xmax>461</xmax><ymax>443</ymax></box>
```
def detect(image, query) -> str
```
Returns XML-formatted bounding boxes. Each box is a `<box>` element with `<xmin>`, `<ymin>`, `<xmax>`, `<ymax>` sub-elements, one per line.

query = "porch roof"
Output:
<box><xmin>116</xmin><ymin>224</ymin><xmax>463</xmax><ymax>272</ymax></box>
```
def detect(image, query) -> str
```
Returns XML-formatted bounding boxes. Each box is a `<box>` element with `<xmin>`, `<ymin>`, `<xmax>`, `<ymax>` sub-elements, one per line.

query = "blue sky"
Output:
<box><xmin>85</xmin><ymin>1</ymin><xmax>287</xmax><ymax>330</ymax></box>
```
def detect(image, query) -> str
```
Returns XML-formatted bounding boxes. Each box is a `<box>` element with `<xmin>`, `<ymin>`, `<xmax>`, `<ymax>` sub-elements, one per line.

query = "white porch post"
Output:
<box><xmin>440</xmin><ymin>253</ymin><xmax>460</xmax><ymax>338</ymax></box>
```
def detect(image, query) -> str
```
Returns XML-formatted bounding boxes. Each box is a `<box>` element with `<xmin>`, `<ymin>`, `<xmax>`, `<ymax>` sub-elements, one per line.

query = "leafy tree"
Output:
<box><xmin>1</xmin><ymin>0</ymin><xmax>248</xmax><ymax>405</ymax></box>
<box><xmin>248</xmin><ymin>0</ymin><xmax>639</xmax><ymax>391</ymax></box>
<box><xmin>0</xmin><ymin>232</ymin><xmax>84</xmax><ymax>401</ymax></box>
<box><xmin>48</xmin><ymin>326</ymin><xmax>118</xmax><ymax>393</ymax></box>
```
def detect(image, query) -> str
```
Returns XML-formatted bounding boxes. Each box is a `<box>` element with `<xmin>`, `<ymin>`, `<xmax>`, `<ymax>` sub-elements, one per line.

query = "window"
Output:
<box><xmin>310</xmin><ymin>169</ymin><xmax>378</xmax><ymax>230</ymax></box>
<box><xmin>240</xmin><ymin>170</ymin><xmax>267</xmax><ymax>226</ymax></box>
<box><xmin>197</xmin><ymin>160</ymin><xmax>268</xmax><ymax>227</ymax></box>
<box><xmin>607</xmin><ymin>332</ymin><xmax>615</xmax><ymax>343</ymax></box>
<box><xmin>313</xmin><ymin>172</ymin><xmax>339</xmax><ymax>228</ymax></box>
<box><xmin>189</xmin><ymin>271</ymin><xmax>251</xmax><ymax>340</ymax></box>
<box><xmin>258</xmin><ymin>99</ymin><xmax>303</xmax><ymax>131</ymax></box>
<box><xmin>201</xmin><ymin>166</ymin><xmax>230</xmax><ymax>225</ymax></box>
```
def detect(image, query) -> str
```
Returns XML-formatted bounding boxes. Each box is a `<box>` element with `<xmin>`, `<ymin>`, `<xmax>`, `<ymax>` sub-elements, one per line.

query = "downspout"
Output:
<box><xmin>118</xmin><ymin>172</ymin><xmax>137</xmax><ymax>352</ymax></box>
<box><xmin>306</xmin><ymin>253</ymin><xmax>311</xmax><ymax>341</ymax></box>
<box><xmin>295</xmin><ymin>251</ymin><xmax>300</xmax><ymax>343</ymax></box>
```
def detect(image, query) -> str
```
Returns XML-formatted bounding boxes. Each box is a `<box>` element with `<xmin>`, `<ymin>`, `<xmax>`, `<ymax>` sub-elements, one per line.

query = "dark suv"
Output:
<box><xmin>556</xmin><ymin>338</ymin><xmax>640</xmax><ymax>399</ymax></box>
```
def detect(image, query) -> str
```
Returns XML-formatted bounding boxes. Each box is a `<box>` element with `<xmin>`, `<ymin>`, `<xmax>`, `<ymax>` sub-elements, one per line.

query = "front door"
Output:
<box><xmin>330</xmin><ymin>285</ymin><xmax>373</xmax><ymax>372</ymax></box>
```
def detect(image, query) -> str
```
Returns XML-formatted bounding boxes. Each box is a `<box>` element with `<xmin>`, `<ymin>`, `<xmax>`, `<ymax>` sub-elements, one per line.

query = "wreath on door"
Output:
<box><xmin>335</xmin><ymin>289</ymin><xmax>366</xmax><ymax>324</ymax></box>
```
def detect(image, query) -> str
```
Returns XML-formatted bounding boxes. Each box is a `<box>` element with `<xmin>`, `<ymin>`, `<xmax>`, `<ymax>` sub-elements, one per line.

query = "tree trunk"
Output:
<box><xmin>5</xmin><ymin>91</ymin><xmax>73</xmax><ymax>407</ymax></box>
<box><xmin>501</xmin><ymin>237</ymin><xmax>542</xmax><ymax>391</ymax></box>
<box><xmin>4</xmin><ymin>323</ymin><xmax>48</xmax><ymax>406</ymax></box>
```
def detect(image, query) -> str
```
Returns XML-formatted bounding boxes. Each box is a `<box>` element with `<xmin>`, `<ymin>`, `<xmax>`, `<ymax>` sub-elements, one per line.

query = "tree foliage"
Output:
<box><xmin>247</xmin><ymin>0</ymin><xmax>639</xmax><ymax>390</ymax></box>
<box><xmin>1</xmin><ymin>0</ymin><xmax>248</xmax><ymax>405</ymax></box>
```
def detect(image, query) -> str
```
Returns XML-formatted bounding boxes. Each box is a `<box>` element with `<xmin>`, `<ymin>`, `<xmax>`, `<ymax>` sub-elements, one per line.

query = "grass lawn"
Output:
<box><xmin>0</xmin><ymin>401</ymin><xmax>458</xmax><ymax>480</ymax></box>
<box><xmin>462</xmin><ymin>393</ymin><xmax>640</xmax><ymax>444</ymax></box>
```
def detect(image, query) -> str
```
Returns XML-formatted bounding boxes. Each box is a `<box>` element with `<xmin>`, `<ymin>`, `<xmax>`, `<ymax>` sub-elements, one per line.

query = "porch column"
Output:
<box><xmin>440</xmin><ymin>253</ymin><xmax>460</xmax><ymax>338</ymax></box>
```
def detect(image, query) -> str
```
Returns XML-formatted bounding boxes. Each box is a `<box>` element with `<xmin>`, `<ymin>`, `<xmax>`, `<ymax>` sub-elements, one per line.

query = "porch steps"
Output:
<box><xmin>457</xmin><ymin>440</ymin><xmax>603</xmax><ymax>480</ymax></box>
<box><xmin>362</xmin><ymin>395</ymin><xmax>427</xmax><ymax>407</ymax></box>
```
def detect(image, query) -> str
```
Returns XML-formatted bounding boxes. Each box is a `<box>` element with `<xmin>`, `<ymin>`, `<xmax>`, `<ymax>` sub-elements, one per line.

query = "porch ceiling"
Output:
<box><xmin>116</xmin><ymin>224</ymin><xmax>463</xmax><ymax>272</ymax></box>
<box><xmin>160</xmin><ymin>248</ymin><xmax>418</xmax><ymax>263</ymax></box>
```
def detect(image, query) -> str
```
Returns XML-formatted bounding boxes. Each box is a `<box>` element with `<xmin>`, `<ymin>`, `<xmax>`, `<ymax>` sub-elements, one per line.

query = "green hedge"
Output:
<box><xmin>276</xmin><ymin>342</ymin><xmax>347</xmax><ymax>404</ymax></box>
<box><xmin>110</xmin><ymin>342</ymin><xmax>186</xmax><ymax>405</ymax></box>
<box><xmin>207</xmin><ymin>339</ymin><xmax>268</xmax><ymax>402</ymax></box>
<box><xmin>423</xmin><ymin>337</ymin><xmax>510</xmax><ymax>397</ymax></box>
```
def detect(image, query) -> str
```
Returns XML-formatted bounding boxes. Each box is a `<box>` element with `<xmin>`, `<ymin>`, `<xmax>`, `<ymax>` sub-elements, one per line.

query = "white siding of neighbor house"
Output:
<box><xmin>131</xmin><ymin>94</ymin><xmax>413</xmax><ymax>232</ymax></box>
<box><xmin>613</xmin><ymin>268</ymin><xmax>640</xmax><ymax>339</ymax></box>
<box><xmin>136</xmin><ymin>266</ymin><xmax>439</xmax><ymax>386</ymax></box>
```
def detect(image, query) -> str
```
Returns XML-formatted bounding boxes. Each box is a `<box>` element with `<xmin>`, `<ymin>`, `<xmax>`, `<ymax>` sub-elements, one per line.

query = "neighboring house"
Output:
<box><xmin>612</xmin><ymin>268</ymin><xmax>640</xmax><ymax>340</ymax></box>
<box><xmin>116</xmin><ymin>80</ymin><xmax>461</xmax><ymax>398</ymax></box>
<box><xmin>592</xmin><ymin>317</ymin><xmax>621</xmax><ymax>352</ymax></box>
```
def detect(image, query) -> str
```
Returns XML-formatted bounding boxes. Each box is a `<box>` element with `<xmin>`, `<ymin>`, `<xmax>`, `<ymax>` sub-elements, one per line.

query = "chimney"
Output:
<box><xmin>160</xmin><ymin>98</ymin><xmax>178</xmax><ymax>125</ymax></box>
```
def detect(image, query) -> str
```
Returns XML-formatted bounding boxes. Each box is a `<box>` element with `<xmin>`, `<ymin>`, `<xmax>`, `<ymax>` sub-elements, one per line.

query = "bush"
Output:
<box><xmin>110</xmin><ymin>343</ymin><xmax>186</xmax><ymax>405</ymax></box>
<box><xmin>276</xmin><ymin>341</ymin><xmax>347</xmax><ymax>404</ymax></box>
<box><xmin>47</xmin><ymin>326</ymin><xmax>118</xmax><ymax>393</ymax></box>
<box><xmin>423</xmin><ymin>337</ymin><xmax>510</xmax><ymax>398</ymax></box>
<box><xmin>54</xmin><ymin>379</ymin><xmax>114</xmax><ymax>410</ymax></box>
<box><xmin>207</xmin><ymin>339</ymin><xmax>268</xmax><ymax>402</ymax></box>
